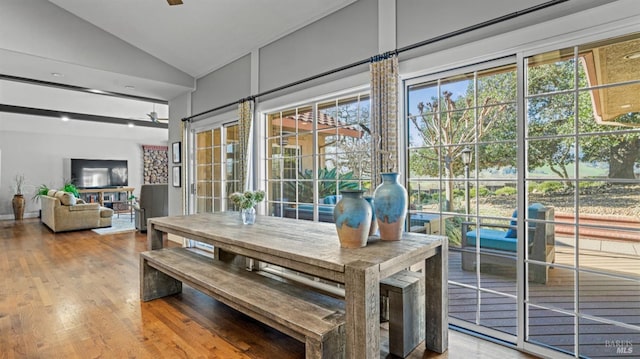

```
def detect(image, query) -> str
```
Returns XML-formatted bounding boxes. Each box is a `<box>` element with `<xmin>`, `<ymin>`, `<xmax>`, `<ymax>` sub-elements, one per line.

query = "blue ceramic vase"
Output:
<box><xmin>333</xmin><ymin>190</ymin><xmax>372</xmax><ymax>248</ymax></box>
<box><xmin>373</xmin><ymin>173</ymin><xmax>408</xmax><ymax>241</ymax></box>
<box><xmin>364</xmin><ymin>196</ymin><xmax>377</xmax><ymax>237</ymax></box>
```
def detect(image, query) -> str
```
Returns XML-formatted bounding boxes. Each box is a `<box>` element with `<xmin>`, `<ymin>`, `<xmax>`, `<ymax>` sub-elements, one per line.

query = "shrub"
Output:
<box><xmin>537</xmin><ymin>181</ymin><xmax>563</xmax><ymax>194</ymax></box>
<box><xmin>444</xmin><ymin>217</ymin><xmax>462</xmax><ymax>247</ymax></box>
<box><xmin>469</xmin><ymin>186</ymin><xmax>491</xmax><ymax>198</ymax></box>
<box><xmin>578</xmin><ymin>181</ymin><xmax>605</xmax><ymax>189</ymax></box>
<box><xmin>495</xmin><ymin>187</ymin><xmax>517</xmax><ymax>196</ymax></box>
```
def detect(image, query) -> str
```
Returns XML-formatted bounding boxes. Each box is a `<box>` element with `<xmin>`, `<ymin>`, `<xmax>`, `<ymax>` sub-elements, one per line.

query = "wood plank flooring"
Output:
<box><xmin>0</xmin><ymin>218</ymin><xmax>536</xmax><ymax>359</ymax></box>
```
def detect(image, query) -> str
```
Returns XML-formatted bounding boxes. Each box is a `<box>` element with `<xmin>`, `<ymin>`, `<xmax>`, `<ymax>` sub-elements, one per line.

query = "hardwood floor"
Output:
<box><xmin>0</xmin><ymin>219</ymin><xmax>536</xmax><ymax>358</ymax></box>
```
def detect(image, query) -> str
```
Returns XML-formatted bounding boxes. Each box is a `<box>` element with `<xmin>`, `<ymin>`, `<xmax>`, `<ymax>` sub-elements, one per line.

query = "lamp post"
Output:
<box><xmin>461</xmin><ymin>147</ymin><xmax>473</xmax><ymax>219</ymax></box>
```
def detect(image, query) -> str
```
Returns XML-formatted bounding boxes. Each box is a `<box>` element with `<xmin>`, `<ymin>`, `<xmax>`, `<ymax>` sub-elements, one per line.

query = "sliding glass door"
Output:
<box><xmin>523</xmin><ymin>33</ymin><xmax>640</xmax><ymax>358</ymax></box>
<box><xmin>405</xmin><ymin>32</ymin><xmax>640</xmax><ymax>358</ymax></box>
<box><xmin>405</xmin><ymin>58</ymin><xmax>520</xmax><ymax>341</ymax></box>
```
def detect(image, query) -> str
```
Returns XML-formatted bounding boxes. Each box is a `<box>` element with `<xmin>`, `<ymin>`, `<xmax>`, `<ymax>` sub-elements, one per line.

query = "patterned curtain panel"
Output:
<box><xmin>238</xmin><ymin>99</ymin><xmax>254</xmax><ymax>191</ymax></box>
<box><xmin>370</xmin><ymin>55</ymin><xmax>399</xmax><ymax>190</ymax></box>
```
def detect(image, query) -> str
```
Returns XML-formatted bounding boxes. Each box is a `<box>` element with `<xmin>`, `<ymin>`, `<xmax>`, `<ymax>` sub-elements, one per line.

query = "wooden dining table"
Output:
<box><xmin>147</xmin><ymin>212</ymin><xmax>448</xmax><ymax>358</ymax></box>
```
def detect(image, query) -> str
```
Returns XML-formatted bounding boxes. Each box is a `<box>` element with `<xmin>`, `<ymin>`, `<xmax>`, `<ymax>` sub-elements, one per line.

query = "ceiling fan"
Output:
<box><xmin>128</xmin><ymin>104</ymin><xmax>168</xmax><ymax>124</ymax></box>
<box><xmin>147</xmin><ymin>111</ymin><xmax>168</xmax><ymax>123</ymax></box>
<box><xmin>167</xmin><ymin>0</ymin><xmax>183</xmax><ymax>5</ymax></box>
<box><xmin>147</xmin><ymin>104</ymin><xmax>168</xmax><ymax>123</ymax></box>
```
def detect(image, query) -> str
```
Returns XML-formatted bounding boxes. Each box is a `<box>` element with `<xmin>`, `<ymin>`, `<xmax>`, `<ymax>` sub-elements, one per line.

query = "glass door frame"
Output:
<box><xmin>185</xmin><ymin>111</ymin><xmax>238</xmax><ymax>216</ymax></box>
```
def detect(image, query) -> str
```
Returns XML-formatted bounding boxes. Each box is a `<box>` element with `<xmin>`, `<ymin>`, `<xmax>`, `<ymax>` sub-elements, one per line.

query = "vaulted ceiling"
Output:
<box><xmin>0</xmin><ymin>0</ymin><xmax>354</xmax><ymax>124</ymax></box>
<box><xmin>48</xmin><ymin>0</ymin><xmax>355</xmax><ymax>79</ymax></box>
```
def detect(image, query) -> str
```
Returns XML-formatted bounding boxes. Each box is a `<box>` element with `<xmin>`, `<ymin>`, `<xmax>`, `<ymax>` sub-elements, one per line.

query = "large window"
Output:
<box><xmin>265</xmin><ymin>93</ymin><xmax>371</xmax><ymax>222</ymax></box>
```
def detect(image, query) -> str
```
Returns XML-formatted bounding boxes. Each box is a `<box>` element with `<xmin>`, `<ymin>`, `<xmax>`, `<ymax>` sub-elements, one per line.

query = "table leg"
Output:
<box><xmin>147</xmin><ymin>222</ymin><xmax>164</xmax><ymax>250</ymax></box>
<box><xmin>345</xmin><ymin>260</ymin><xmax>379</xmax><ymax>359</ymax></box>
<box><xmin>424</xmin><ymin>239</ymin><xmax>448</xmax><ymax>353</ymax></box>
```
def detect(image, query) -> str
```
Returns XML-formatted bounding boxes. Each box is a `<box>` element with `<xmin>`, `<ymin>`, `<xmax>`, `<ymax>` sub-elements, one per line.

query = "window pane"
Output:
<box><xmin>578</xmin><ymin>84</ymin><xmax>640</xmax><ymax>132</ymax></box>
<box><xmin>526</xmin><ymin>93</ymin><xmax>575</xmax><ymax>138</ymax></box>
<box><xmin>578</xmin><ymin>133</ymin><xmax>640</xmax><ymax>181</ymax></box>
<box><xmin>526</xmin><ymin>49</ymin><xmax>576</xmax><ymax>95</ymax></box>
<box><xmin>441</xmin><ymin>74</ymin><xmax>474</xmax><ymax>108</ymax></box>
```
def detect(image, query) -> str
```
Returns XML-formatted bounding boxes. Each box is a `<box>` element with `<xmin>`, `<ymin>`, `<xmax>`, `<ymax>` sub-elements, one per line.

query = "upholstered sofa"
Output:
<box><xmin>41</xmin><ymin>190</ymin><xmax>113</xmax><ymax>232</ymax></box>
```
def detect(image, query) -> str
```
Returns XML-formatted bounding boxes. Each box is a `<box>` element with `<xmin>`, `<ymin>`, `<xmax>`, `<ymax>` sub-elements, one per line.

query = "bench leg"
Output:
<box><xmin>387</xmin><ymin>279</ymin><xmax>425</xmax><ymax>358</ymax></box>
<box><xmin>305</xmin><ymin>325</ymin><xmax>345</xmax><ymax>359</ymax></box>
<box><xmin>140</xmin><ymin>256</ymin><xmax>182</xmax><ymax>301</ymax></box>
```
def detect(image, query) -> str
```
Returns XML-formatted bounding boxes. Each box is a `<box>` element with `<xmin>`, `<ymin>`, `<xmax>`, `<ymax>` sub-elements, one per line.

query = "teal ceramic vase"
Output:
<box><xmin>333</xmin><ymin>190</ymin><xmax>372</xmax><ymax>248</ymax></box>
<box><xmin>373</xmin><ymin>173</ymin><xmax>407</xmax><ymax>241</ymax></box>
<box><xmin>364</xmin><ymin>196</ymin><xmax>377</xmax><ymax>237</ymax></box>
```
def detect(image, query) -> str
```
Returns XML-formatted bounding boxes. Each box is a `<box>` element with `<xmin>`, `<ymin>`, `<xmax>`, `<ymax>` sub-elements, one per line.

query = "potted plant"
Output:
<box><xmin>32</xmin><ymin>184</ymin><xmax>50</xmax><ymax>202</ymax></box>
<box><xmin>11</xmin><ymin>174</ymin><xmax>26</xmax><ymax>220</ymax></box>
<box><xmin>61</xmin><ymin>180</ymin><xmax>80</xmax><ymax>198</ymax></box>
<box><xmin>230</xmin><ymin>190</ymin><xmax>265</xmax><ymax>225</ymax></box>
<box><xmin>32</xmin><ymin>184</ymin><xmax>50</xmax><ymax>219</ymax></box>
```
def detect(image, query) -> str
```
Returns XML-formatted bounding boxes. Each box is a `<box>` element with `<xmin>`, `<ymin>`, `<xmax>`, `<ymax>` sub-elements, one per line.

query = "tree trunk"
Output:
<box><xmin>608</xmin><ymin>139</ymin><xmax>639</xmax><ymax>179</ymax></box>
<box><xmin>444</xmin><ymin>164</ymin><xmax>453</xmax><ymax>212</ymax></box>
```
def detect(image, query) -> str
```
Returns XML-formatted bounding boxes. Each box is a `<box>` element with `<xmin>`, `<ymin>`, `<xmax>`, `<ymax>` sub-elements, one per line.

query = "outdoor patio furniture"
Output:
<box><xmin>460</xmin><ymin>203</ymin><xmax>555</xmax><ymax>283</ymax></box>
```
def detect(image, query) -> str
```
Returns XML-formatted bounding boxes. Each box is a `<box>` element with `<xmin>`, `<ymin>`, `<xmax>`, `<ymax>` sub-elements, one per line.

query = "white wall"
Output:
<box><xmin>0</xmin><ymin>113</ymin><xmax>167</xmax><ymax>218</ymax></box>
<box><xmin>192</xmin><ymin>54</ymin><xmax>251</xmax><ymax>115</ymax></box>
<box><xmin>258</xmin><ymin>0</ymin><xmax>377</xmax><ymax>92</ymax></box>
<box><xmin>168</xmin><ymin>92</ymin><xmax>191</xmax><ymax>216</ymax></box>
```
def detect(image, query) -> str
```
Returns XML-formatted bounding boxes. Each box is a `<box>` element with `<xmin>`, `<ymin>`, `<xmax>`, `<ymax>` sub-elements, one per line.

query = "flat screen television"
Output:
<box><xmin>71</xmin><ymin>159</ymin><xmax>128</xmax><ymax>189</ymax></box>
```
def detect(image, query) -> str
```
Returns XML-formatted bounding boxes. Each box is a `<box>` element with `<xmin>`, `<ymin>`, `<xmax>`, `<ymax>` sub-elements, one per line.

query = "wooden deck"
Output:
<box><xmin>448</xmin><ymin>238</ymin><xmax>640</xmax><ymax>358</ymax></box>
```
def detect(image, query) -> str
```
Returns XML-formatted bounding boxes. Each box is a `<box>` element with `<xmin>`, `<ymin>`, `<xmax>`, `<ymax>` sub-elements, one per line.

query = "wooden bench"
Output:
<box><xmin>140</xmin><ymin>247</ymin><xmax>346</xmax><ymax>359</ymax></box>
<box><xmin>380</xmin><ymin>270</ymin><xmax>425</xmax><ymax>358</ymax></box>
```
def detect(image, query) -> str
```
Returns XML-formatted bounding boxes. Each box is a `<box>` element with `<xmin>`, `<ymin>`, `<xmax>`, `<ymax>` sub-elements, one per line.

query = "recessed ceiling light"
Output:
<box><xmin>51</xmin><ymin>72</ymin><xmax>63</xmax><ymax>77</ymax></box>
<box><xmin>128</xmin><ymin>123</ymin><xmax>135</xmax><ymax>128</ymax></box>
<box><xmin>621</xmin><ymin>104</ymin><xmax>632</xmax><ymax>109</ymax></box>
<box><xmin>88</xmin><ymin>89</ymin><xmax>106</xmax><ymax>94</ymax></box>
<box><xmin>125</xmin><ymin>85</ymin><xmax>135</xmax><ymax>89</ymax></box>
<box><xmin>61</xmin><ymin>116</ymin><xmax>70</xmax><ymax>122</ymax></box>
<box><xmin>623</xmin><ymin>52</ymin><xmax>640</xmax><ymax>60</ymax></box>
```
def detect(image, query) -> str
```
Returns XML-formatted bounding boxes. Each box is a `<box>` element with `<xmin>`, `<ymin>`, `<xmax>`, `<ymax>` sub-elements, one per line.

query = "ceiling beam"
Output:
<box><xmin>0</xmin><ymin>74</ymin><xmax>168</xmax><ymax>104</ymax></box>
<box><xmin>0</xmin><ymin>104</ymin><xmax>168</xmax><ymax>129</ymax></box>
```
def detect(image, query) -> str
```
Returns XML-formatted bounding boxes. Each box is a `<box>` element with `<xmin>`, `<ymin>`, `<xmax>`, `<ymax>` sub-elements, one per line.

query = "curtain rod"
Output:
<box><xmin>183</xmin><ymin>0</ymin><xmax>568</xmax><ymax>122</ymax></box>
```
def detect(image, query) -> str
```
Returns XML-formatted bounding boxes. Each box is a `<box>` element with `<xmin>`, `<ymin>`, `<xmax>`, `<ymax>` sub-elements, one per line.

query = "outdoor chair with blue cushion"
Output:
<box><xmin>460</xmin><ymin>203</ymin><xmax>555</xmax><ymax>283</ymax></box>
<box><xmin>281</xmin><ymin>195</ymin><xmax>339</xmax><ymax>223</ymax></box>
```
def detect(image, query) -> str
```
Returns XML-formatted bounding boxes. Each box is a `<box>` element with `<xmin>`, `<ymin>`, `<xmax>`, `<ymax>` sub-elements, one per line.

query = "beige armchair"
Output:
<box><xmin>134</xmin><ymin>184</ymin><xmax>168</xmax><ymax>232</ymax></box>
